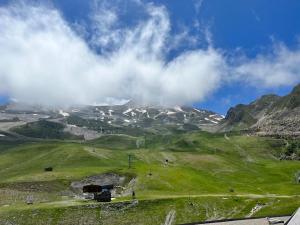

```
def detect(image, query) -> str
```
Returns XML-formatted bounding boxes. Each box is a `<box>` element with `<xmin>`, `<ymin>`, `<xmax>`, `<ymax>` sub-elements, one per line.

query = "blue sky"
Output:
<box><xmin>0</xmin><ymin>0</ymin><xmax>300</xmax><ymax>114</ymax></box>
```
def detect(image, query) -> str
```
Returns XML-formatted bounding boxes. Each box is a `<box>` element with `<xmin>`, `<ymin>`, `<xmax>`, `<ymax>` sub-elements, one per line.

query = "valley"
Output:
<box><xmin>0</xmin><ymin>131</ymin><xmax>299</xmax><ymax>224</ymax></box>
<box><xmin>0</xmin><ymin>85</ymin><xmax>299</xmax><ymax>224</ymax></box>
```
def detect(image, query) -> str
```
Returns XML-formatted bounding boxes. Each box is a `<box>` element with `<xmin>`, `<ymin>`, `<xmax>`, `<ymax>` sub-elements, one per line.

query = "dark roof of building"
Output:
<box><xmin>82</xmin><ymin>184</ymin><xmax>113</xmax><ymax>193</ymax></box>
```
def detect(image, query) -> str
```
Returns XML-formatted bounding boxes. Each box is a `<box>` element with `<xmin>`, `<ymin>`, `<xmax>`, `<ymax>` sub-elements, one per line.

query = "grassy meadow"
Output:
<box><xmin>0</xmin><ymin>131</ymin><xmax>299</xmax><ymax>224</ymax></box>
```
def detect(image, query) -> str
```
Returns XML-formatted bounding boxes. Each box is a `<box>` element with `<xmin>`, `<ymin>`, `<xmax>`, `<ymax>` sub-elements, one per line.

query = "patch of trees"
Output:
<box><xmin>282</xmin><ymin>140</ymin><xmax>300</xmax><ymax>160</ymax></box>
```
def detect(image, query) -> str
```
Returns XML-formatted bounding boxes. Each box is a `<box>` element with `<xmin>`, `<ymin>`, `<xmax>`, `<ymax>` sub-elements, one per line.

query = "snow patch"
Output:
<box><xmin>209</xmin><ymin>114</ymin><xmax>224</xmax><ymax>121</ymax></box>
<box><xmin>124</xmin><ymin>119</ymin><xmax>130</xmax><ymax>123</ymax></box>
<box><xmin>108</xmin><ymin>110</ymin><xmax>113</xmax><ymax>116</ymax></box>
<box><xmin>193</xmin><ymin>108</ymin><xmax>205</xmax><ymax>113</ymax></box>
<box><xmin>174</xmin><ymin>106</ymin><xmax>184</xmax><ymax>112</ymax></box>
<box><xmin>166</xmin><ymin>111</ymin><xmax>176</xmax><ymax>115</ymax></box>
<box><xmin>0</xmin><ymin>134</ymin><xmax>5</xmax><ymax>137</ymax></box>
<box><xmin>204</xmin><ymin>117</ymin><xmax>219</xmax><ymax>124</ymax></box>
<box><xmin>123</xmin><ymin>108</ymin><xmax>132</xmax><ymax>115</ymax></box>
<box><xmin>214</xmin><ymin>117</ymin><xmax>223</xmax><ymax>121</ymax></box>
<box><xmin>154</xmin><ymin>112</ymin><xmax>164</xmax><ymax>119</ymax></box>
<box><xmin>136</xmin><ymin>109</ymin><xmax>147</xmax><ymax>114</ymax></box>
<box><xmin>59</xmin><ymin>110</ymin><xmax>69</xmax><ymax>117</ymax></box>
<box><xmin>68</xmin><ymin>124</ymin><xmax>77</xmax><ymax>128</ymax></box>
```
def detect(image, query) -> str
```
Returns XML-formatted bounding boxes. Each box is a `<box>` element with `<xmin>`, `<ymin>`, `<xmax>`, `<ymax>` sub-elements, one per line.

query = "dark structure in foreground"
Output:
<box><xmin>82</xmin><ymin>184</ymin><xmax>113</xmax><ymax>202</ymax></box>
<box><xmin>44</xmin><ymin>167</ymin><xmax>53</xmax><ymax>172</ymax></box>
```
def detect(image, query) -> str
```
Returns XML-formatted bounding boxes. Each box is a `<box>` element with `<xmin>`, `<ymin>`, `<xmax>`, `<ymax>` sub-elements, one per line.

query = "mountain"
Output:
<box><xmin>220</xmin><ymin>83</ymin><xmax>300</xmax><ymax>136</ymax></box>
<box><xmin>220</xmin><ymin>94</ymin><xmax>280</xmax><ymax>131</ymax></box>
<box><xmin>2</xmin><ymin>84</ymin><xmax>299</xmax><ymax>139</ymax></box>
<box><xmin>0</xmin><ymin>101</ymin><xmax>224</xmax><ymax>140</ymax></box>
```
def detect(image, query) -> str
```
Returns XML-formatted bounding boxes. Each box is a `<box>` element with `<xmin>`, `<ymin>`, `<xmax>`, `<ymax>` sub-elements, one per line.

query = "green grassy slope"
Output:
<box><xmin>11</xmin><ymin>120</ymin><xmax>82</xmax><ymax>140</ymax></box>
<box><xmin>0</xmin><ymin>131</ymin><xmax>299</xmax><ymax>224</ymax></box>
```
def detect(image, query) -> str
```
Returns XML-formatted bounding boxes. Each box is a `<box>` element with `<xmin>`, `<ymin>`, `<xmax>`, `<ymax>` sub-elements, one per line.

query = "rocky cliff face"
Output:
<box><xmin>220</xmin><ymin>84</ymin><xmax>300</xmax><ymax>137</ymax></box>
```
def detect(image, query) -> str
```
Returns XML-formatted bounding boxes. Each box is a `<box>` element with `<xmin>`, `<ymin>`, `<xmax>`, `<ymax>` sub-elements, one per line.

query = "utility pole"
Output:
<box><xmin>128</xmin><ymin>154</ymin><xmax>132</xmax><ymax>169</ymax></box>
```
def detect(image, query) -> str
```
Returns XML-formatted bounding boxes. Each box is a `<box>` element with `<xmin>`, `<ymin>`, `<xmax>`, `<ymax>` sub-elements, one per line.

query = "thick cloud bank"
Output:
<box><xmin>0</xmin><ymin>1</ymin><xmax>299</xmax><ymax>107</ymax></box>
<box><xmin>0</xmin><ymin>2</ymin><xmax>226</xmax><ymax>106</ymax></box>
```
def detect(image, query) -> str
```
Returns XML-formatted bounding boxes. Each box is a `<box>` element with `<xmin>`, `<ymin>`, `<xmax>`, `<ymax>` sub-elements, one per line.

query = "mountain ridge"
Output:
<box><xmin>1</xmin><ymin>84</ymin><xmax>299</xmax><ymax>139</ymax></box>
<box><xmin>220</xmin><ymin>83</ymin><xmax>300</xmax><ymax>136</ymax></box>
<box><xmin>0</xmin><ymin>101</ymin><xmax>224</xmax><ymax>140</ymax></box>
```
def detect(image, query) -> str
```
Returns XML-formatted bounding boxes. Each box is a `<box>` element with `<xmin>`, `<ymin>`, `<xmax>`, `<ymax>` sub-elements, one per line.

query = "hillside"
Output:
<box><xmin>0</xmin><ymin>87</ymin><xmax>299</xmax><ymax>224</ymax></box>
<box><xmin>220</xmin><ymin>84</ymin><xmax>300</xmax><ymax>136</ymax></box>
<box><xmin>0</xmin><ymin>131</ymin><xmax>299</xmax><ymax>224</ymax></box>
<box><xmin>11</xmin><ymin>120</ymin><xmax>83</xmax><ymax>140</ymax></box>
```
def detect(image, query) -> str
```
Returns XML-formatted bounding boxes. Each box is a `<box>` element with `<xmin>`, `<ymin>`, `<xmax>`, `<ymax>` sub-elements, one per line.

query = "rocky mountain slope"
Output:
<box><xmin>220</xmin><ymin>83</ymin><xmax>300</xmax><ymax>136</ymax></box>
<box><xmin>0</xmin><ymin>101</ymin><xmax>224</xmax><ymax>140</ymax></box>
<box><xmin>2</xmin><ymin>84</ymin><xmax>299</xmax><ymax>139</ymax></box>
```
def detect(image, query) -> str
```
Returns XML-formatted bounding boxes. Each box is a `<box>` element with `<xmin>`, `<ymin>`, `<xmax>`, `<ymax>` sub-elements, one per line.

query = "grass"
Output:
<box><xmin>0</xmin><ymin>196</ymin><xmax>299</xmax><ymax>225</ymax></box>
<box><xmin>0</xmin><ymin>131</ymin><xmax>299</xmax><ymax>224</ymax></box>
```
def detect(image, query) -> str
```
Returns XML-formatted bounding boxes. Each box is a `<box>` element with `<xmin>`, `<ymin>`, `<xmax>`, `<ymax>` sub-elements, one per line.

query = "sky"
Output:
<box><xmin>0</xmin><ymin>0</ymin><xmax>300</xmax><ymax>114</ymax></box>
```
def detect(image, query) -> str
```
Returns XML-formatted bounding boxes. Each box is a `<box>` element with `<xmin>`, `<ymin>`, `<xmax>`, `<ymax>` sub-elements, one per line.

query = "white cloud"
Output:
<box><xmin>89</xmin><ymin>0</ymin><xmax>120</xmax><ymax>49</ymax></box>
<box><xmin>234</xmin><ymin>43</ymin><xmax>300</xmax><ymax>87</ymax></box>
<box><xmin>0</xmin><ymin>1</ymin><xmax>226</xmax><ymax>107</ymax></box>
<box><xmin>0</xmin><ymin>1</ymin><xmax>299</xmax><ymax>108</ymax></box>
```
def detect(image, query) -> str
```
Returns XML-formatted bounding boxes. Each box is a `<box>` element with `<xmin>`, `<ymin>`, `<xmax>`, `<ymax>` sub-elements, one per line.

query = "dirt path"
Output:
<box><xmin>1</xmin><ymin>194</ymin><xmax>298</xmax><ymax>212</ymax></box>
<box><xmin>164</xmin><ymin>210</ymin><xmax>176</xmax><ymax>225</ymax></box>
<box><xmin>144</xmin><ymin>193</ymin><xmax>299</xmax><ymax>200</ymax></box>
<box><xmin>224</xmin><ymin>133</ymin><xmax>230</xmax><ymax>140</ymax></box>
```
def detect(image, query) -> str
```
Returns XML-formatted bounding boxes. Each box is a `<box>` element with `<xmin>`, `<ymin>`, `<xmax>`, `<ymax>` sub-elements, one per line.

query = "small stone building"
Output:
<box><xmin>82</xmin><ymin>184</ymin><xmax>113</xmax><ymax>202</ymax></box>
